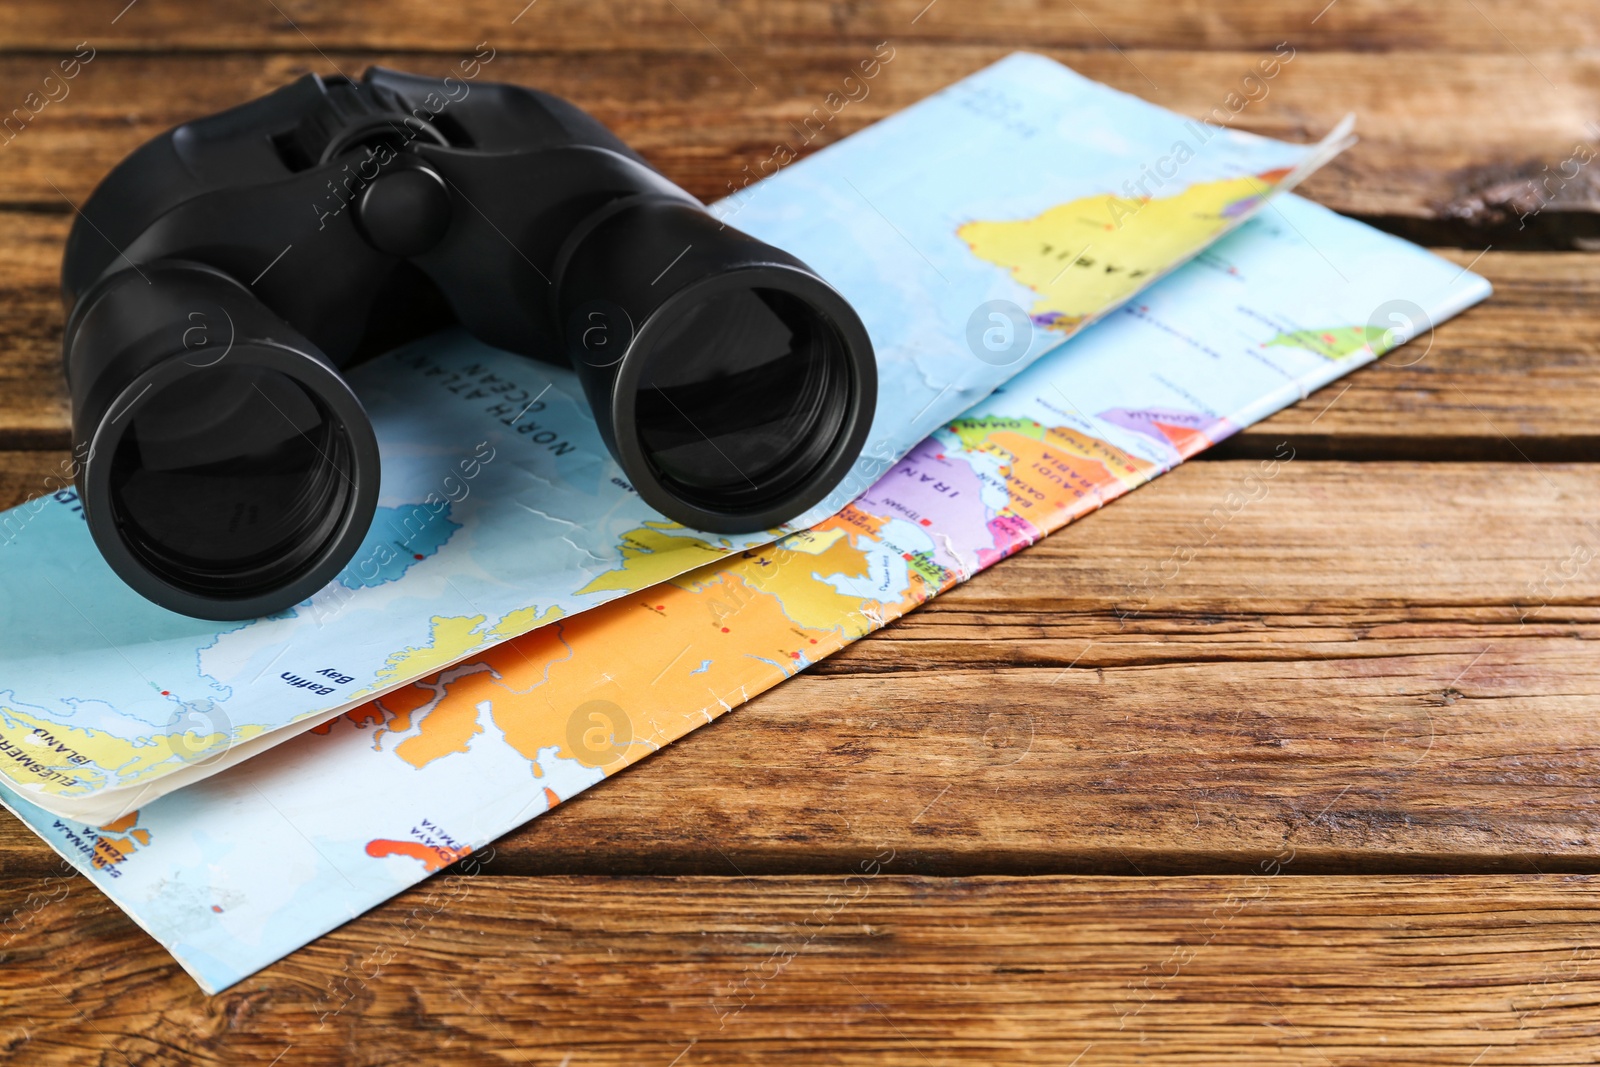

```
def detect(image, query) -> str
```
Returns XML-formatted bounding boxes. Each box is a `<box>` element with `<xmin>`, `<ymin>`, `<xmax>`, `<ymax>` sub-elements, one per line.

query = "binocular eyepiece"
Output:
<box><xmin>61</xmin><ymin>68</ymin><xmax>876</xmax><ymax>619</ymax></box>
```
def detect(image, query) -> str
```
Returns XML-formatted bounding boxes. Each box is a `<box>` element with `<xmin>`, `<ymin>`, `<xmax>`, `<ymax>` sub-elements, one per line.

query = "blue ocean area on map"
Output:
<box><xmin>338</xmin><ymin>503</ymin><xmax>462</xmax><ymax>590</ymax></box>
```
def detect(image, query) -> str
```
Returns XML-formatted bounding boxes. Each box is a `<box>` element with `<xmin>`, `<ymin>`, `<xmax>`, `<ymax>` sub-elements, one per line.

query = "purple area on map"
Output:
<box><xmin>856</xmin><ymin>437</ymin><xmax>997</xmax><ymax>574</ymax></box>
<box><xmin>1099</xmin><ymin>407</ymin><xmax>1221</xmax><ymax>458</ymax></box>
<box><xmin>980</xmin><ymin>514</ymin><xmax>1041</xmax><ymax>569</ymax></box>
<box><xmin>1222</xmin><ymin>193</ymin><xmax>1262</xmax><ymax>218</ymax></box>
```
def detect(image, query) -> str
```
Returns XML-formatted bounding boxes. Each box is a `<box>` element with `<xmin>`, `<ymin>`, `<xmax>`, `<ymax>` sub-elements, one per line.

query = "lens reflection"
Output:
<box><xmin>109</xmin><ymin>364</ymin><xmax>354</xmax><ymax>595</ymax></box>
<box><xmin>633</xmin><ymin>287</ymin><xmax>845</xmax><ymax>506</ymax></box>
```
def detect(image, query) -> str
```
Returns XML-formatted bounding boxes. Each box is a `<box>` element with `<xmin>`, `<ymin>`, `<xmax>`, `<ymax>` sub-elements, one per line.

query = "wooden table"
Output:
<box><xmin>2</xmin><ymin>1</ymin><xmax>1599</xmax><ymax>1062</ymax></box>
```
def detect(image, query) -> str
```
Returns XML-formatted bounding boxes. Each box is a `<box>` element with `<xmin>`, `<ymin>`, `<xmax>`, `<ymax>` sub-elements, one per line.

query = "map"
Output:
<box><xmin>0</xmin><ymin>193</ymin><xmax>1491</xmax><ymax>993</ymax></box>
<box><xmin>0</xmin><ymin>52</ymin><xmax>1343</xmax><ymax>821</ymax></box>
<box><xmin>959</xmin><ymin>170</ymin><xmax>1291</xmax><ymax>332</ymax></box>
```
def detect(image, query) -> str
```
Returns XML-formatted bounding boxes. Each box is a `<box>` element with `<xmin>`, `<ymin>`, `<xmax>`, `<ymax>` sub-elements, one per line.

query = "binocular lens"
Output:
<box><xmin>633</xmin><ymin>287</ymin><xmax>845</xmax><ymax>507</ymax></box>
<box><xmin>559</xmin><ymin>197</ymin><xmax>876</xmax><ymax>533</ymax></box>
<box><xmin>65</xmin><ymin>262</ymin><xmax>380</xmax><ymax>619</ymax></box>
<box><xmin>108</xmin><ymin>364</ymin><xmax>357</xmax><ymax>597</ymax></box>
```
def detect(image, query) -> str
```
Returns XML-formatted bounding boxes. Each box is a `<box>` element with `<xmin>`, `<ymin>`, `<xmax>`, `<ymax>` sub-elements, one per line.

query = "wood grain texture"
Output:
<box><xmin>3</xmin><ymin>0</ymin><xmax>1599</xmax><ymax>53</ymax></box>
<box><xmin>1</xmin><ymin>0</ymin><xmax>1597</xmax><ymax>1057</ymax></box>
<box><xmin>0</xmin><ymin>216</ymin><xmax>66</xmax><ymax>449</ymax></box>
<box><xmin>2</xmin><ymin>228</ymin><xmax>1597</xmax><ymax>456</ymax></box>
<box><xmin>3</xmin><ymin>461</ymin><xmax>1597</xmax><ymax>879</ymax></box>
<box><xmin>6</xmin><ymin>873</ymin><xmax>1600</xmax><ymax>1065</ymax></box>
<box><xmin>0</xmin><ymin>47</ymin><xmax>1596</xmax><ymax>239</ymax></box>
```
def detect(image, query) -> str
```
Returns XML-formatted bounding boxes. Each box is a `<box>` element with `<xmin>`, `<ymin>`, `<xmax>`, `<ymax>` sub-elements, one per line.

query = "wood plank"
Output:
<box><xmin>4</xmin><ymin>873</ymin><xmax>1600</xmax><ymax>1064</ymax></box>
<box><xmin>0</xmin><ymin>449</ymin><xmax>70</xmax><ymax>508</ymax></box>
<box><xmin>0</xmin><ymin>242</ymin><xmax>1593</xmax><ymax>455</ymax></box>
<box><xmin>3</xmin><ymin>461</ymin><xmax>1598</xmax><ymax>877</ymax></box>
<box><xmin>3</xmin><ymin>0</ymin><xmax>1597</xmax><ymax>53</ymax></box>
<box><xmin>0</xmin><ymin>48</ymin><xmax>1596</xmax><ymax>238</ymax></box>
<box><xmin>0</xmin><ymin>216</ymin><xmax>66</xmax><ymax>449</ymax></box>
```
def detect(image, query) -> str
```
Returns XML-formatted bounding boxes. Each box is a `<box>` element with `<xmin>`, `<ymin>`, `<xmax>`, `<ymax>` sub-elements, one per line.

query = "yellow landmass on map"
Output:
<box><xmin>575</xmin><ymin>521</ymin><xmax>741</xmax><ymax>597</ymax></box>
<box><xmin>1267</xmin><ymin>325</ymin><xmax>1369</xmax><ymax>360</ymax></box>
<box><xmin>771</xmin><ymin>526</ymin><xmax>848</xmax><ymax>557</ymax></box>
<box><xmin>677</xmin><ymin>509</ymin><xmax>896</xmax><ymax>633</ymax></box>
<box><xmin>361</xmin><ymin>614</ymin><xmax>489</xmax><ymax>695</ymax></box>
<box><xmin>958</xmin><ymin>170</ymin><xmax>1289</xmax><ymax>330</ymax></box>
<box><xmin>0</xmin><ymin>704</ymin><xmax>263</xmax><ymax>797</ymax></box>
<box><xmin>488</xmin><ymin>603</ymin><xmax>565</xmax><ymax>643</ymax></box>
<box><xmin>948</xmin><ymin>416</ymin><xmax>1046</xmax><ymax>452</ymax></box>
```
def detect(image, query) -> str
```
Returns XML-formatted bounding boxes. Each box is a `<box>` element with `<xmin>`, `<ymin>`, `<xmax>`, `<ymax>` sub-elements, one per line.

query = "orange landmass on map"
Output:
<box><xmin>310</xmin><ymin>675</ymin><xmax>440</xmax><ymax>752</ymax></box>
<box><xmin>310</xmin><ymin>703</ymin><xmax>391</xmax><ymax>735</ymax></box>
<box><xmin>364</xmin><ymin>838</ymin><xmax>470</xmax><ymax>872</ymax></box>
<box><xmin>346</xmin><ymin>705</ymin><xmax>385</xmax><ymax>729</ymax></box>
<box><xmin>1150</xmin><ymin>420</ymin><xmax>1211</xmax><ymax>460</ymax></box>
<box><xmin>369</xmin><ymin>532</ymin><xmax>879</xmax><ymax>777</ymax></box>
<box><xmin>977</xmin><ymin>427</ymin><xmax>1153</xmax><ymax>523</ymax></box>
<box><xmin>90</xmin><ymin>809</ymin><xmax>150</xmax><ymax>870</ymax></box>
<box><xmin>371</xmin><ymin>681</ymin><xmax>439</xmax><ymax>746</ymax></box>
<box><xmin>393</xmin><ymin>681</ymin><xmax>485</xmax><ymax>767</ymax></box>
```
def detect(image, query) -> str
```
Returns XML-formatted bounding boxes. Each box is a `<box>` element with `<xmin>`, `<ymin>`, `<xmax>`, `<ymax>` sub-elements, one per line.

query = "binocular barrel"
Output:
<box><xmin>60</xmin><ymin>70</ymin><xmax>876</xmax><ymax>620</ymax></box>
<box><xmin>65</xmin><ymin>262</ymin><xmax>382</xmax><ymax>620</ymax></box>
<box><xmin>557</xmin><ymin>197</ymin><xmax>872</xmax><ymax>532</ymax></box>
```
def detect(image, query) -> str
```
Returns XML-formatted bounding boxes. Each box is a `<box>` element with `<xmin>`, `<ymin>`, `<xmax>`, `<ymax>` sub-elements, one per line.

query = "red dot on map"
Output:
<box><xmin>920</xmin><ymin>518</ymin><xmax>932</xmax><ymax>526</ymax></box>
<box><xmin>721</xmin><ymin>627</ymin><xmax>730</xmax><ymax>633</ymax></box>
<box><xmin>413</xmin><ymin>553</ymin><xmax>424</xmax><ymax>560</ymax></box>
<box><xmin>657</xmin><ymin>605</ymin><xmax>665</xmax><ymax>610</ymax></box>
<box><xmin>902</xmin><ymin>552</ymin><xmax>912</xmax><ymax>560</ymax></box>
<box><xmin>211</xmin><ymin>905</ymin><xmax>222</xmax><ymax>913</ymax></box>
<box><xmin>161</xmin><ymin>690</ymin><xmax>170</xmax><ymax>696</ymax></box>
<box><xmin>936</xmin><ymin>453</ymin><xmax>945</xmax><ymax>460</ymax></box>
<box><xmin>809</xmin><ymin>638</ymin><xmax>817</xmax><ymax>644</ymax></box>
<box><xmin>789</xmin><ymin>651</ymin><xmax>800</xmax><ymax>659</ymax></box>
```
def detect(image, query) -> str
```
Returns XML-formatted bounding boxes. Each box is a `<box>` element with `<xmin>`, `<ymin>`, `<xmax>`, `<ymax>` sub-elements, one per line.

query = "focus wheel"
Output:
<box><xmin>283</xmin><ymin>79</ymin><xmax>448</xmax><ymax>168</ymax></box>
<box><xmin>356</xmin><ymin>166</ymin><xmax>453</xmax><ymax>258</ymax></box>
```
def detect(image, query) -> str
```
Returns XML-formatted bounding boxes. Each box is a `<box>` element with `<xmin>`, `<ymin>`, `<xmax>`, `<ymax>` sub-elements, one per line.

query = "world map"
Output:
<box><xmin>0</xmin><ymin>51</ymin><xmax>1327</xmax><ymax>822</ymax></box>
<box><xmin>0</xmin><ymin>190</ymin><xmax>1493</xmax><ymax>993</ymax></box>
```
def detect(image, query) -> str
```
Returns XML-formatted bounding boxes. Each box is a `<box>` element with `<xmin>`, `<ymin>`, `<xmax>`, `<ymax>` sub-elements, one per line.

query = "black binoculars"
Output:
<box><xmin>61</xmin><ymin>67</ymin><xmax>876</xmax><ymax>620</ymax></box>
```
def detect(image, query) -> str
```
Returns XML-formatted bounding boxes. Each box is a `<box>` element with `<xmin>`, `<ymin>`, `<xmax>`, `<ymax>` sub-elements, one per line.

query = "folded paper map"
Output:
<box><xmin>0</xmin><ymin>53</ymin><xmax>1350</xmax><ymax>822</ymax></box>
<box><xmin>0</xmin><ymin>193</ymin><xmax>1491</xmax><ymax>991</ymax></box>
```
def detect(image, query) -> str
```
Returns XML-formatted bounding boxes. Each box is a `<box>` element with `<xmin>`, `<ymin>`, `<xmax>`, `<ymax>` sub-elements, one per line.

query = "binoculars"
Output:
<box><xmin>60</xmin><ymin>67</ymin><xmax>876</xmax><ymax>620</ymax></box>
